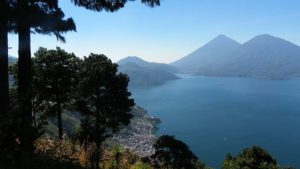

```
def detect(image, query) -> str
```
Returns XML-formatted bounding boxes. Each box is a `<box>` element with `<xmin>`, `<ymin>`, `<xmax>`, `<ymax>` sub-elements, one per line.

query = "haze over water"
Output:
<box><xmin>130</xmin><ymin>74</ymin><xmax>300</xmax><ymax>168</ymax></box>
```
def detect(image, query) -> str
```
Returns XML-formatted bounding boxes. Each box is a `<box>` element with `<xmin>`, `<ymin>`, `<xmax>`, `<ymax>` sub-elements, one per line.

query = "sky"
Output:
<box><xmin>8</xmin><ymin>0</ymin><xmax>300</xmax><ymax>63</ymax></box>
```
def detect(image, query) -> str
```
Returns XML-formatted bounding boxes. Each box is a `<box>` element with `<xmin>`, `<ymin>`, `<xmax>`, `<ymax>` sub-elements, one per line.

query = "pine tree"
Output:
<box><xmin>13</xmin><ymin>0</ymin><xmax>76</xmax><ymax>152</ymax></box>
<box><xmin>33</xmin><ymin>47</ymin><xmax>81</xmax><ymax>139</ymax></box>
<box><xmin>0</xmin><ymin>0</ymin><xmax>12</xmax><ymax>116</ymax></box>
<box><xmin>76</xmin><ymin>54</ymin><xmax>134</xmax><ymax>169</ymax></box>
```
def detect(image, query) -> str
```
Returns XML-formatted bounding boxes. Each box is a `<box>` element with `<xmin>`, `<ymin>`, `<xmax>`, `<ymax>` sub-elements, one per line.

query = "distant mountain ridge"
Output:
<box><xmin>117</xmin><ymin>56</ymin><xmax>179</xmax><ymax>86</ymax></box>
<box><xmin>172</xmin><ymin>34</ymin><xmax>300</xmax><ymax>79</ymax></box>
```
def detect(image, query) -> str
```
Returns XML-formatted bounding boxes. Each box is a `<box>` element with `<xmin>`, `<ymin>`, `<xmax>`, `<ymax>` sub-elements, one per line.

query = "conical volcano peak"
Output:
<box><xmin>208</xmin><ymin>34</ymin><xmax>240</xmax><ymax>45</ymax></box>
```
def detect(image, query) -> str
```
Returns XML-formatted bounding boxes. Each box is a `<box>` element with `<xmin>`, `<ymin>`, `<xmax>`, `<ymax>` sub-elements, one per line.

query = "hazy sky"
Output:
<box><xmin>8</xmin><ymin>0</ymin><xmax>300</xmax><ymax>63</ymax></box>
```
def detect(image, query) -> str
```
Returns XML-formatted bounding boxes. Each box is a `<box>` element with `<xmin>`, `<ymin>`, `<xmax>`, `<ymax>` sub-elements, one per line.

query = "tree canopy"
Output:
<box><xmin>222</xmin><ymin>146</ymin><xmax>293</xmax><ymax>169</ymax></box>
<box><xmin>33</xmin><ymin>47</ymin><xmax>81</xmax><ymax>139</ymax></box>
<box><xmin>150</xmin><ymin>135</ymin><xmax>205</xmax><ymax>169</ymax></box>
<box><xmin>76</xmin><ymin>54</ymin><xmax>134</xmax><ymax>169</ymax></box>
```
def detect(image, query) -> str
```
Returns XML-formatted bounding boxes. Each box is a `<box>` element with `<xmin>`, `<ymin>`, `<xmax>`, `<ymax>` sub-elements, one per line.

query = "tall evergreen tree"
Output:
<box><xmin>76</xmin><ymin>54</ymin><xmax>134</xmax><ymax>169</ymax></box>
<box><xmin>33</xmin><ymin>47</ymin><xmax>80</xmax><ymax>139</ymax></box>
<box><xmin>0</xmin><ymin>0</ymin><xmax>12</xmax><ymax>115</ymax></box>
<box><xmin>0</xmin><ymin>1</ymin><xmax>17</xmax><ymax>161</ymax></box>
<box><xmin>15</xmin><ymin>0</ymin><xmax>76</xmax><ymax>122</ymax></box>
<box><xmin>12</xmin><ymin>0</ymin><xmax>76</xmax><ymax>152</ymax></box>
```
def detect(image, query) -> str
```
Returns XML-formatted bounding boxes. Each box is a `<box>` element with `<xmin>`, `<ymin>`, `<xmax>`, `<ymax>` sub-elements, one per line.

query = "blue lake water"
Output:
<box><xmin>130</xmin><ymin>74</ymin><xmax>300</xmax><ymax>169</ymax></box>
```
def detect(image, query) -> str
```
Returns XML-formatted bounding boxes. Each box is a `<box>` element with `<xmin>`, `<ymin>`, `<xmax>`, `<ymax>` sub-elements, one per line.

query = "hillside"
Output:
<box><xmin>118</xmin><ymin>56</ymin><xmax>179</xmax><ymax>86</ymax></box>
<box><xmin>46</xmin><ymin>106</ymin><xmax>159</xmax><ymax>157</ymax></box>
<box><xmin>172</xmin><ymin>34</ymin><xmax>300</xmax><ymax>79</ymax></box>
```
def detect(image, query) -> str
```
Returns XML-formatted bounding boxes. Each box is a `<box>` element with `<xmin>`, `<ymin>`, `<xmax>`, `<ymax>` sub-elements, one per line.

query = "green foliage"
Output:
<box><xmin>33</xmin><ymin>47</ymin><xmax>80</xmax><ymax>113</ymax></box>
<box><xmin>76</xmin><ymin>54</ymin><xmax>134</xmax><ymax>143</ymax></box>
<box><xmin>110</xmin><ymin>145</ymin><xmax>123</xmax><ymax>169</ymax></box>
<box><xmin>130</xmin><ymin>161</ymin><xmax>153</xmax><ymax>169</ymax></box>
<box><xmin>9</xmin><ymin>47</ymin><xmax>81</xmax><ymax>139</ymax></box>
<box><xmin>76</xmin><ymin>53</ymin><xmax>134</xmax><ymax>168</ymax></box>
<box><xmin>150</xmin><ymin>135</ymin><xmax>205</xmax><ymax>169</ymax></box>
<box><xmin>113</xmin><ymin>144</ymin><xmax>122</xmax><ymax>155</ymax></box>
<box><xmin>10</xmin><ymin>60</ymin><xmax>48</xmax><ymax>130</ymax></box>
<box><xmin>33</xmin><ymin>47</ymin><xmax>81</xmax><ymax>139</ymax></box>
<box><xmin>221</xmin><ymin>146</ymin><xmax>293</xmax><ymax>169</ymax></box>
<box><xmin>9</xmin><ymin>0</ymin><xmax>76</xmax><ymax>41</ymax></box>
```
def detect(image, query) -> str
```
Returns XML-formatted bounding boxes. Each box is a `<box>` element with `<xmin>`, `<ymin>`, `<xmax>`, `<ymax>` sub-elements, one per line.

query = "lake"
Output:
<box><xmin>130</xmin><ymin>74</ymin><xmax>300</xmax><ymax>169</ymax></box>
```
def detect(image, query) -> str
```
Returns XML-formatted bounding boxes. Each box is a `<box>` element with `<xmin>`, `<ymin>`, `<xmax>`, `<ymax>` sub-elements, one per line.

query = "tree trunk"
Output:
<box><xmin>57</xmin><ymin>97</ymin><xmax>63</xmax><ymax>140</ymax></box>
<box><xmin>95</xmin><ymin>93</ymin><xmax>100</xmax><ymax>169</ymax></box>
<box><xmin>18</xmin><ymin>25</ymin><xmax>34</xmax><ymax>153</ymax></box>
<box><xmin>56</xmin><ymin>73</ymin><xmax>63</xmax><ymax>139</ymax></box>
<box><xmin>18</xmin><ymin>25</ymin><xmax>32</xmax><ymax>121</ymax></box>
<box><xmin>115</xmin><ymin>152</ymin><xmax>121</xmax><ymax>169</ymax></box>
<box><xmin>95</xmin><ymin>142</ymin><xmax>100</xmax><ymax>169</ymax></box>
<box><xmin>32</xmin><ymin>100</ymin><xmax>37</xmax><ymax>128</ymax></box>
<box><xmin>0</xmin><ymin>21</ymin><xmax>9</xmax><ymax>115</ymax></box>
